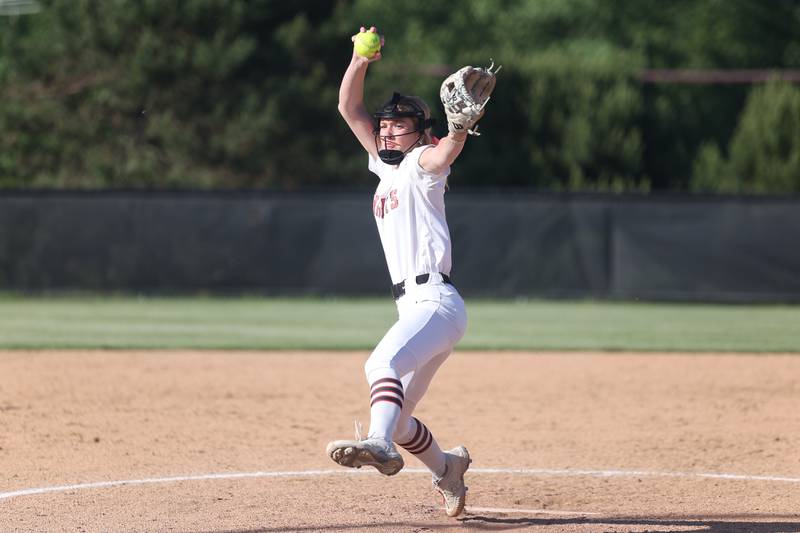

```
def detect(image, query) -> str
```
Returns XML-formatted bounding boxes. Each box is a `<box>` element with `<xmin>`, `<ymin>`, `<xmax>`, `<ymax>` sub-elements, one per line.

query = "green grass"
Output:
<box><xmin>0</xmin><ymin>295</ymin><xmax>798</xmax><ymax>352</ymax></box>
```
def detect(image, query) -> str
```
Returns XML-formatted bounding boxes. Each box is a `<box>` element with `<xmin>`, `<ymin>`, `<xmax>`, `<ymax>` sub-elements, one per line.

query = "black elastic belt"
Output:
<box><xmin>391</xmin><ymin>273</ymin><xmax>452</xmax><ymax>300</ymax></box>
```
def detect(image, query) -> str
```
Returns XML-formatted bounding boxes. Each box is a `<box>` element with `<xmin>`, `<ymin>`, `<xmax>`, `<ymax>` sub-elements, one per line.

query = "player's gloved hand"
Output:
<box><xmin>440</xmin><ymin>59</ymin><xmax>501</xmax><ymax>136</ymax></box>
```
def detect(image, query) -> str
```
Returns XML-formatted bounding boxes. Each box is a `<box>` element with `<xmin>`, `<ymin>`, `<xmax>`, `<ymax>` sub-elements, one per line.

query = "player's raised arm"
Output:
<box><xmin>420</xmin><ymin>61</ymin><xmax>501</xmax><ymax>175</ymax></box>
<box><xmin>338</xmin><ymin>26</ymin><xmax>384</xmax><ymax>158</ymax></box>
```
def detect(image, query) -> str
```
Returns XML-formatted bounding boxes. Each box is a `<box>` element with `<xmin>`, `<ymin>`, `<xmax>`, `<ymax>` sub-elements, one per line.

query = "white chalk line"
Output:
<box><xmin>2</xmin><ymin>467</ymin><xmax>800</xmax><ymax>503</ymax></box>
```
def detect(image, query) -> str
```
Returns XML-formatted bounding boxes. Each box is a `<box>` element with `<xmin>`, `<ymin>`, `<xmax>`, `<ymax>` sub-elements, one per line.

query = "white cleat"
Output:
<box><xmin>433</xmin><ymin>446</ymin><xmax>471</xmax><ymax>517</ymax></box>
<box><xmin>325</xmin><ymin>437</ymin><xmax>404</xmax><ymax>476</ymax></box>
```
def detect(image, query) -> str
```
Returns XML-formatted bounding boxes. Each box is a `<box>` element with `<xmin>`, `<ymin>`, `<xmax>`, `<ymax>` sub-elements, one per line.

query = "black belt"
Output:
<box><xmin>391</xmin><ymin>273</ymin><xmax>452</xmax><ymax>300</ymax></box>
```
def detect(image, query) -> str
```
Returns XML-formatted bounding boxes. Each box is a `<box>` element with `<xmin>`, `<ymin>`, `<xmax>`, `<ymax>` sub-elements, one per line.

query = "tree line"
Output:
<box><xmin>1</xmin><ymin>0</ymin><xmax>799</xmax><ymax>192</ymax></box>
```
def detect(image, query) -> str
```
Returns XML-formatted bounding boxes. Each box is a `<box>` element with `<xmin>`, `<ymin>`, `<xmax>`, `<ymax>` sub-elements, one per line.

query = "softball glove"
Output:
<box><xmin>439</xmin><ymin>59</ymin><xmax>501</xmax><ymax>136</ymax></box>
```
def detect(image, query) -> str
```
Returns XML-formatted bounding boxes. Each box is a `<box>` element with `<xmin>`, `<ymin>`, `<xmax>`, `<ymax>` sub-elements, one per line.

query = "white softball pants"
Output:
<box><xmin>364</xmin><ymin>277</ymin><xmax>467</xmax><ymax>442</ymax></box>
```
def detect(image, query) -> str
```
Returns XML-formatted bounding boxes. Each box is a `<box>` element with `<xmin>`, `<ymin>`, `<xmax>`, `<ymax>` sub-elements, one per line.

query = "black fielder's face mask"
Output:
<box><xmin>375</xmin><ymin>128</ymin><xmax>423</xmax><ymax>165</ymax></box>
<box><xmin>373</xmin><ymin>92</ymin><xmax>435</xmax><ymax>165</ymax></box>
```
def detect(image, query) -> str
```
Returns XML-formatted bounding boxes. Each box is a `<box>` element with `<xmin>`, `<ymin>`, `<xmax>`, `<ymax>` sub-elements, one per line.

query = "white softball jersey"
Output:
<box><xmin>368</xmin><ymin>145</ymin><xmax>452</xmax><ymax>287</ymax></box>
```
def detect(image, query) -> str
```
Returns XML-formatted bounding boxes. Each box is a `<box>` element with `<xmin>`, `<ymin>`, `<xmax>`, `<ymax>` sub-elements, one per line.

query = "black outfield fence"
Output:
<box><xmin>1</xmin><ymin>190</ymin><xmax>799</xmax><ymax>302</ymax></box>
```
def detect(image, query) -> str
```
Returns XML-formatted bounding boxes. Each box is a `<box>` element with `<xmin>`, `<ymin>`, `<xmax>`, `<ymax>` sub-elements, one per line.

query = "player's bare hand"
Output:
<box><xmin>351</xmin><ymin>26</ymin><xmax>384</xmax><ymax>64</ymax></box>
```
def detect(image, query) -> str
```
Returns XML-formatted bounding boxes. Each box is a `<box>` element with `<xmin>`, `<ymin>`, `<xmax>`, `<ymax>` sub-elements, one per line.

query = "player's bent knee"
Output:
<box><xmin>364</xmin><ymin>353</ymin><xmax>395</xmax><ymax>382</ymax></box>
<box><xmin>365</xmin><ymin>346</ymin><xmax>417</xmax><ymax>382</ymax></box>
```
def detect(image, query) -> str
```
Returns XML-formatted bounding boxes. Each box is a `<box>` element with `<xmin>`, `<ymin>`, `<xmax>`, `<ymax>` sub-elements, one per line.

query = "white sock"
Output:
<box><xmin>395</xmin><ymin>416</ymin><xmax>446</xmax><ymax>477</ymax></box>
<box><xmin>367</xmin><ymin>376</ymin><xmax>404</xmax><ymax>442</ymax></box>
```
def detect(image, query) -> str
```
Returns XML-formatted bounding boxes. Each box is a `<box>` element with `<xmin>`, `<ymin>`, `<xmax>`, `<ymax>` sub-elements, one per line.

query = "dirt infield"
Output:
<box><xmin>1</xmin><ymin>350</ymin><xmax>798</xmax><ymax>532</ymax></box>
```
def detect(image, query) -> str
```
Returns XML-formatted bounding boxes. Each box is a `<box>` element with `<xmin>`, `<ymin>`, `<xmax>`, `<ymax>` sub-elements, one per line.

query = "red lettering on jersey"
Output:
<box><xmin>373</xmin><ymin>190</ymin><xmax>399</xmax><ymax>219</ymax></box>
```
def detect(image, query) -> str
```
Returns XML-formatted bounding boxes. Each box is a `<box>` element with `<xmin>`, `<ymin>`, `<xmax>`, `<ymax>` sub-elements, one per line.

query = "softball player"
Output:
<box><xmin>325</xmin><ymin>27</ymin><xmax>486</xmax><ymax>518</ymax></box>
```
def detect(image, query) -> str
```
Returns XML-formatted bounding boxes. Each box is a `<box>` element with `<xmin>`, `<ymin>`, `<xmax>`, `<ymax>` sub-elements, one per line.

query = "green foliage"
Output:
<box><xmin>691</xmin><ymin>80</ymin><xmax>800</xmax><ymax>193</ymax></box>
<box><xmin>691</xmin><ymin>142</ymin><xmax>737</xmax><ymax>193</ymax></box>
<box><xmin>337</xmin><ymin>0</ymin><xmax>651</xmax><ymax>188</ymax></box>
<box><xmin>0</xmin><ymin>0</ymin><xmax>798</xmax><ymax>191</ymax></box>
<box><xmin>729</xmin><ymin>80</ymin><xmax>800</xmax><ymax>193</ymax></box>
<box><xmin>0</xmin><ymin>0</ymin><xmax>351</xmax><ymax>188</ymax></box>
<box><xmin>523</xmin><ymin>49</ymin><xmax>646</xmax><ymax>190</ymax></box>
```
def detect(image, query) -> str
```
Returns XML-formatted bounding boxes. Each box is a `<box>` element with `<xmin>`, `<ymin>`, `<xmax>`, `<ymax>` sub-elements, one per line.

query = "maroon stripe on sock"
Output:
<box><xmin>406</xmin><ymin>426</ymin><xmax>433</xmax><ymax>454</ymax></box>
<box><xmin>400</xmin><ymin>418</ymin><xmax>428</xmax><ymax>452</ymax></box>
<box><xmin>410</xmin><ymin>432</ymin><xmax>433</xmax><ymax>455</ymax></box>
<box><xmin>370</xmin><ymin>377</ymin><xmax>402</xmax><ymax>391</ymax></box>
<box><xmin>370</xmin><ymin>386</ymin><xmax>404</xmax><ymax>400</ymax></box>
<box><xmin>370</xmin><ymin>395</ymin><xmax>403</xmax><ymax>408</ymax></box>
<box><xmin>396</xmin><ymin>417</ymin><xmax>423</xmax><ymax>448</ymax></box>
